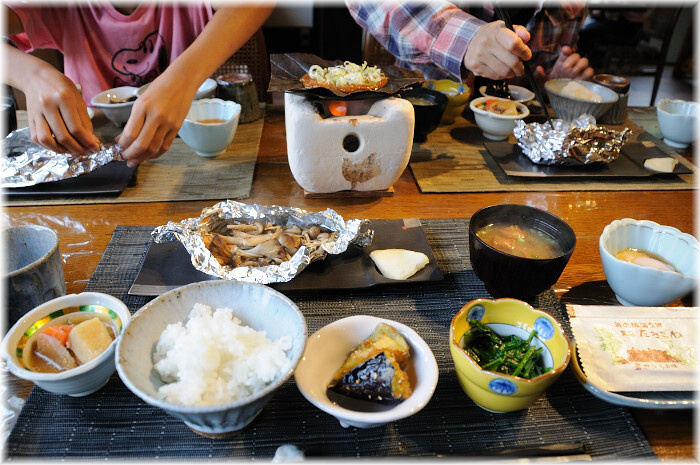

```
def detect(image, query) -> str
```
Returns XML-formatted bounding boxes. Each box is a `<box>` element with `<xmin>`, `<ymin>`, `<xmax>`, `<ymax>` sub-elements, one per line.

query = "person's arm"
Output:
<box><xmin>3</xmin><ymin>5</ymin><xmax>101</xmax><ymax>154</ymax></box>
<box><xmin>347</xmin><ymin>0</ymin><xmax>531</xmax><ymax>82</ymax></box>
<box><xmin>117</xmin><ymin>3</ymin><xmax>275</xmax><ymax>166</ymax></box>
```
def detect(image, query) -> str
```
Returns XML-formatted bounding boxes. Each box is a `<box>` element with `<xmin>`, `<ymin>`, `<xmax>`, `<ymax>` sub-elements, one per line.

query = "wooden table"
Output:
<box><xmin>3</xmin><ymin>108</ymin><xmax>696</xmax><ymax>460</ymax></box>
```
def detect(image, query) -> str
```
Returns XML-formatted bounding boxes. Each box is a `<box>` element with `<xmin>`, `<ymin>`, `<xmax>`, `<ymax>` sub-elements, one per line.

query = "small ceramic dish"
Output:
<box><xmin>656</xmin><ymin>98</ymin><xmax>699</xmax><ymax>149</ymax></box>
<box><xmin>90</xmin><ymin>86</ymin><xmax>138</xmax><ymax>126</ymax></box>
<box><xmin>2</xmin><ymin>292</ymin><xmax>131</xmax><ymax>397</ymax></box>
<box><xmin>599</xmin><ymin>218</ymin><xmax>699</xmax><ymax>306</ymax></box>
<box><xmin>177</xmin><ymin>98</ymin><xmax>242</xmax><ymax>157</ymax></box>
<box><xmin>479</xmin><ymin>84</ymin><xmax>535</xmax><ymax>103</ymax></box>
<box><xmin>469</xmin><ymin>96</ymin><xmax>529</xmax><ymax>140</ymax></box>
<box><xmin>294</xmin><ymin>315</ymin><xmax>438</xmax><ymax>428</ymax></box>
<box><xmin>426</xmin><ymin>79</ymin><xmax>472</xmax><ymax>124</ymax></box>
<box><xmin>449</xmin><ymin>298</ymin><xmax>571</xmax><ymax>412</ymax></box>
<box><xmin>115</xmin><ymin>280</ymin><xmax>306</xmax><ymax>437</ymax></box>
<box><xmin>137</xmin><ymin>78</ymin><xmax>217</xmax><ymax>100</ymax></box>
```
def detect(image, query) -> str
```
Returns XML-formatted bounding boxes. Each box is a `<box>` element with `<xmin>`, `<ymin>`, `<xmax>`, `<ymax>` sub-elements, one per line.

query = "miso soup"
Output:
<box><xmin>22</xmin><ymin>312</ymin><xmax>118</xmax><ymax>373</ymax></box>
<box><xmin>476</xmin><ymin>223</ymin><xmax>563</xmax><ymax>259</ymax></box>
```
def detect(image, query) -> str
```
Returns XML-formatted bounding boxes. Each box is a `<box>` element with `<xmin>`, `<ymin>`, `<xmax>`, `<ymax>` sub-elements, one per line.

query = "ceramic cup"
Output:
<box><xmin>4</xmin><ymin>225</ymin><xmax>66</xmax><ymax>330</ymax></box>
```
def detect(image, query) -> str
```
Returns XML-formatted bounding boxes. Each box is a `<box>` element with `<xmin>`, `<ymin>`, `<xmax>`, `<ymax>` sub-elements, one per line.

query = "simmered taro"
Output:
<box><xmin>328</xmin><ymin>323</ymin><xmax>412</xmax><ymax>403</ymax></box>
<box><xmin>23</xmin><ymin>313</ymin><xmax>117</xmax><ymax>373</ymax></box>
<box><xmin>615</xmin><ymin>248</ymin><xmax>676</xmax><ymax>272</ymax></box>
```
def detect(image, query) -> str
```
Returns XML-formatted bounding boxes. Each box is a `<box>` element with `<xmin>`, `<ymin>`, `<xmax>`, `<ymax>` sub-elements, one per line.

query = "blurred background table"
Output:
<box><xmin>3</xmin><ymin>108</ymin><xmax>695</xmax><ymax>460</ymax></box>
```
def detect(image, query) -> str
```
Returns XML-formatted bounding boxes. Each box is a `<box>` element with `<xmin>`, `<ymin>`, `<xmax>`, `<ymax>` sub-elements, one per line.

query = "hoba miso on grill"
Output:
<box><xmin>328</xmin><ymin>323</ymin><xmax>413</xmax><ymax>403</ymax></box>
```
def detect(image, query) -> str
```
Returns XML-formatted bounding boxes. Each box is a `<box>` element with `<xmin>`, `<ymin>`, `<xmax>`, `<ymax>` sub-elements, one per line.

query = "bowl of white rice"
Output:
<box><xmin>115</xmin><ymin>280</ymin><xmax>307</xmax><ymax>437</ymax></box>
<box><xmin>545</xmin><ymin>78</ymin><xmax>618</xmax><ymax>122</ymax></box>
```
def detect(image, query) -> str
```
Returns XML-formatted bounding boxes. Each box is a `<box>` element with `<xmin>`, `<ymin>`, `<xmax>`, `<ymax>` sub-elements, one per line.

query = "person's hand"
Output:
<box><xmin>534</xmin><ymin>45</ymin><xmax>594</xmax><ymax>83</ymax></box>
<box><xmin>115</xmin><ymin>74</ymin><xmax>197</xmax><ymax>167</ymax></box>
<box><xmin>23</xmin><ymin>64</ymin><xmax>100</xmax><ymax>155</ymax></box>
<box><xmin>463</xmin><ymin>21</ymin><xmax>532</xmax><ymax>80</ymax></box>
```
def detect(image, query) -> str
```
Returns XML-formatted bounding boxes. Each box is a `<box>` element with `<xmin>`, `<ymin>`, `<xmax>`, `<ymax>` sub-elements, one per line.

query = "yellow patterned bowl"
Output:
<box><xmin>449</xmin><ymin>298</ymin><xmax>571</xmax><ymax>412</ymax></box>
<box><xmin>425</xmin><ymin>79</ymin><xmax>472</xmax><ymax>124</ymax></box>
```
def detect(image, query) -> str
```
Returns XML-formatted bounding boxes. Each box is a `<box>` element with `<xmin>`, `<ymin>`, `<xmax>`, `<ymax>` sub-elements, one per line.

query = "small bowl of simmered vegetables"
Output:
<box><xmin>449</xmin><ymin>298</ymin><xmax>571</xmax><ymax>412</ymax></box>
<box><xmin>469</xmin><ymin>96</ymin><xmax>529</xmax><ymax>140</ymax></box>
<box><xmin>2</xmin><ymin>292</ymin><xmax>131</xmax><ymax>397</ymax></box>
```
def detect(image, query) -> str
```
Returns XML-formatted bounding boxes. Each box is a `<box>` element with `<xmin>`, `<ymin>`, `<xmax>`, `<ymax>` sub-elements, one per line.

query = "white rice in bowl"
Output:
<box><xmin>153</xmin><ymin>303</ymin><xmax>292</xmax><ymax>406</ymax></box>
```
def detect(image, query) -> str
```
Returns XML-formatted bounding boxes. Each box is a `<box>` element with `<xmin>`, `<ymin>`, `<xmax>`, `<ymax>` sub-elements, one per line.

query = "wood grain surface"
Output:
<box><xmin>3</xmin><ymin>108</ymin><xmax>696</xmax><ymax>460</ymax></box>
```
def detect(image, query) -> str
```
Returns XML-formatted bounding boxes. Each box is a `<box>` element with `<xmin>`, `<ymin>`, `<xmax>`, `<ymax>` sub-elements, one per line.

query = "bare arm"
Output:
<box><xmin>3</xmin><ymin>6</ymin><xmax>100</xmax><ymax>154</ymax></box>
<box><xmin>117</xmin><ymin>3</ymin><xmax>275</xmax><ymax>166</ymax></box>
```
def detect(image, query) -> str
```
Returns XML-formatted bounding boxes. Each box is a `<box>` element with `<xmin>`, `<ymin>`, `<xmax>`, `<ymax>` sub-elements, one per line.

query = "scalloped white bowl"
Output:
<box><xmin>115</xmin><ymin>280</ymin><xmax>307</xmax><ymax>437</ymax></box>
<box><xmin>294</xmin><ymin>315</ymin><xmax>438</xmax><ymax>429</ymax></box>
<box><xmin>657</xmin><ymin>98</ymin><xmax>699</xmax><ymax>149</ymax></box>
<box><xmin>545</xmin><ymin>78</ymin><xmax>618</xmax><ymax>122</ymax></box>
<box><xmin>2</xmin><ymin>292</ymin><xmax>131</xmax><ymax>397</ymax></box>
<box><xmin>90</xmin><ymin>86</ymin><xmax>139</xmax><ymax>126</ymax></box>
<box><xmin>178</xmin><ymin>98</ymin><xmax>241</xmax><ymax>157</ymax></box>
<box><xmin>599</xmin><ymin>219</ymin><xmax>699</xmax><ymax>306</ymax></box>
<box><xmin>469</xmin><ymin>97</ymin><xmax>530</xmax><ymax>140</ymax></box>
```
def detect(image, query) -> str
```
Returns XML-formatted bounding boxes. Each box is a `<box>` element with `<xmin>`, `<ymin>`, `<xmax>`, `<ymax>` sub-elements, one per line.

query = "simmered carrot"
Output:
<box><xmin>41</xmin><ymin>324</ymin><xmax>73</xmax><ymax>346</ymax></box>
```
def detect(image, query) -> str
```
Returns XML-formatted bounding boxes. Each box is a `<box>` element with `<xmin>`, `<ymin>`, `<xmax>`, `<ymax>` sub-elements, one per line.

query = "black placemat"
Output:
<box><xmin>5</xmin><ymin>221</ymin><xmax>657</xmax><ymax>460</ymax></box>
<box><xmin>128</xmin><ymin>219</ymin><xmax>443</xmax><ymax>295</ymax></box>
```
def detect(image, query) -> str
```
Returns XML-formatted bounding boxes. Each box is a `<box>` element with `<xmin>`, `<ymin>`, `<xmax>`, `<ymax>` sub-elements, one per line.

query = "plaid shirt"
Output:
<box><xmin>347</xmin><ymin>1</ymin><xmax>586</xmax><ymax>83</ymax></box>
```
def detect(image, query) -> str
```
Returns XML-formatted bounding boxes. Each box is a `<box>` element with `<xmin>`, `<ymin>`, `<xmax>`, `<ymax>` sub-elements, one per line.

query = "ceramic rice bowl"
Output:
<box><xmin>599</xmin><ymin>218</ymin><xmax>699</xmax><ymax>306</ymax></box>
<box><xmin>449</xmin><ymin>298</ymin><xmax>571</xmax><ymax>412</ymax></box>
<box><xmin>2</xmin><ymin>292</ymin><xmax>131</xmax><ymax>397</ymax></box>
<box><xmin>545</xmin><ymin>78</ymin><xmax>618</xmax><ymax>122</ymax></box>
<box><xmin>115</xmin><ymin>280</ymin><xmax>307</xmax><ymax>438</ymax></box>
<box><xmin>178</xmin><ymin>98</ymin><xmax>241</xmax><ymax>157</ymax></box>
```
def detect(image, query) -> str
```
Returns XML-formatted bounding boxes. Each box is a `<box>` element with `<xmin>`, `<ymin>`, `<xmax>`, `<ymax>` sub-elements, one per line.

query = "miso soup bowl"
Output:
<box><xmin>469</xmin><ymin>204</ymin><xmax>576</xmax><ymax>299</ymax></box>
<box><xmin>1</xmin><ymin>292</ymin><xmax>131</xmax><ymax>397</ymax></box>
<box><xmin>600</xmin><ymin>218</ymin><xmax>699</xmax><ymax>306</ymax></box>
<box><xmin>450</xmin><ymin>298</ymin><xmax>571</xmax><ymax>412</ymax></box>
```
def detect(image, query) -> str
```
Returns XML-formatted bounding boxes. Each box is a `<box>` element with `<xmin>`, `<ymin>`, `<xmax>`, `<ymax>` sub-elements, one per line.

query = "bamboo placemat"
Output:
<box><xmin>5</xmin><ymin>221</ymin><xmax>657</xmax><ymax>460</ymax></box>
<box><xmin>409</xmin><ymin>107</ymin><xmax>696</xmax><ymax>193</ymax></box>
<box><xmin>5</xmin><ymin>110</ymin><xmax>262</xmax><ymax>206</ymax></box>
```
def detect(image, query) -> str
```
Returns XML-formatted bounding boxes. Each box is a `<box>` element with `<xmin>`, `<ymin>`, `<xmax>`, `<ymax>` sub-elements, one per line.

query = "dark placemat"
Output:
<box><xmin>5</xmin><ymin>221</ymin><xmax>657</xmax><ymax>460</ymax></box>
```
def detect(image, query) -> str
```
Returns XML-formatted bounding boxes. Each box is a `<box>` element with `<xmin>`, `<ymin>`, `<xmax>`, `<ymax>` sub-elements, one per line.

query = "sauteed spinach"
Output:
<box><xmin>461</xmin><ymin>320</ymin><xmax>550</xmax><ymax>379</ymax></box>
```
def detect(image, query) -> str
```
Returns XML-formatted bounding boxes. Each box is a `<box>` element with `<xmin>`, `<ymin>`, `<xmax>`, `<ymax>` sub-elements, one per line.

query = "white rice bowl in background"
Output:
<box><xmin>153</xmin><ymin>303</ymin><xmax>292</xmax><ymax>406</ymax></box>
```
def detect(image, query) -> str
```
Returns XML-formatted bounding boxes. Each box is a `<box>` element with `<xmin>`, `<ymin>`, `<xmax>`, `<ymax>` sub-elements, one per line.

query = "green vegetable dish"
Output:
<box><xmin>461</xmin><ymin>320</ymin><xmax>551</xmax><ymax>379</ymax></box>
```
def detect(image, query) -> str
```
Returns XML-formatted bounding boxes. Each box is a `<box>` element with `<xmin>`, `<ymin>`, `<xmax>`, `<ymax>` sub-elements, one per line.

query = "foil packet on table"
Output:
<box><xmin>568</xmin><ymin>305</ymin><xmax>698</xmax><ymax>392</ymax></box>
<box><xmin>514</xmin><ymin>114</ymin><xmax>632</xmax><ymax>166</ymax></box>
<box><xmin>152</xmin><ymin>200</ymin><xmax>373</xmax><ymax>284</ymax></box>
<box><xmin>1</xmin><ymin>127</ymin><xmax>122</xmax><ymax>188</ymax></box>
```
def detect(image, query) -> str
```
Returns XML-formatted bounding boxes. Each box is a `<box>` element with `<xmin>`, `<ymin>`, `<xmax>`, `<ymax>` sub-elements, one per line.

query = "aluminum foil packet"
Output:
<box><xmin>514</xmin><ymin>114</ymin><xmax>632</xmax><ymax>166</ymax></box>
<box><xmin>2</xmin><ymin>127</ymin><xmax>122</xmax><ymax>188</ymax></box>
<box><xmin>152</xmin><ymin>200</ymin><xmax>374</xmax><ymax>284</ymax></box>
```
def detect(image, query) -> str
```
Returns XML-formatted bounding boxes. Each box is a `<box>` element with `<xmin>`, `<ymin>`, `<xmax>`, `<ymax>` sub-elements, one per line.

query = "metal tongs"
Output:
<box><xmin>493</xmin><ymin>5</ymin><xmax>554</xmax><ymax>129</ymax></box>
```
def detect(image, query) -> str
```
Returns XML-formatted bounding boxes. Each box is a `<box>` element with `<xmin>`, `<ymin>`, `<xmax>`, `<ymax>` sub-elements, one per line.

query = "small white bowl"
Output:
<box><xmin>90</xmin><ymin>86</ymin><xmax>138</xmax><ymax>126</ymax></box>
<box><xmin>294</xmin><ymin>315</ymin><xmax>438</xmax><ymax>429</ymax></box>
<box><xmin>137</xmin><ymin>78</ymin><xmax>217</xmax><ymax>100</ymax></box>
<box><xmin>599</xmin><ymin>218</ymin><xmax>699</xmax><ymax>306</ymax></box>
<box><xmin>545</xmin><ymin>78</ymin><xmax>618</xmax><ymax>122</ymax></box>
<box><xmin>2</xmin><ymin>292</ymin><xmax>131</xmax><ymax>397</ymax></box>
<box><xmin>115</xmin><ymin>280</ymin><xmax>306</xmax><ymax>437</ymax></box>
<box><xmin>657</xmin><ymin>98</ymin><xmax>699</xmax><ymax>149</ymax></box>
<box><xmin>469</xmin><ymin>96</ymin><xmax>530</xmax><ymax>140</ymax></box>
<box><xmin>479</xmin><ymin>84</ymin><xmax>535</xmax><ymax>103</ymax></box>
<box><xmin>177</xmin><ymin>98</ymin><xmax>241</xmax><ymax>157</ymax></box>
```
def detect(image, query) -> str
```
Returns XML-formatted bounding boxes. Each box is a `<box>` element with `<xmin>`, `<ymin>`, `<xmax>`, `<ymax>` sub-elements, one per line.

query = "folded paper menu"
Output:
<box><xmin>567</xmin><ymin>305</ymin><xmax>697</xmax><ymax>392</ymax></box>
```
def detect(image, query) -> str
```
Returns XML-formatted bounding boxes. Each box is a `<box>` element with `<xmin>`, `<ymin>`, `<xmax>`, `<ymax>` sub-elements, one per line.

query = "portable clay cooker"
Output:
<box><xmin>285</xmin><ymin>91</ymin><xmax>415</xmax><ymax>194</ymax></box>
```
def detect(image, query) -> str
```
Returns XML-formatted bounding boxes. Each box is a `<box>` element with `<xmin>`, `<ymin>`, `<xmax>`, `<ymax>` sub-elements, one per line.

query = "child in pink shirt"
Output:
<box><xmin>3</xmin><ymin>2</ymin><xmax>273</xmax><ymax>166</ymax></box>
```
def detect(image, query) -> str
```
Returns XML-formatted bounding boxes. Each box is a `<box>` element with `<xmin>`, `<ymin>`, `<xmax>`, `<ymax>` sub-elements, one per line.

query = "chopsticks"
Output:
<box><xmin>493</xmin><ymin>4</ymin><xmax>554</xmax><ymax>129</ymax></box>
